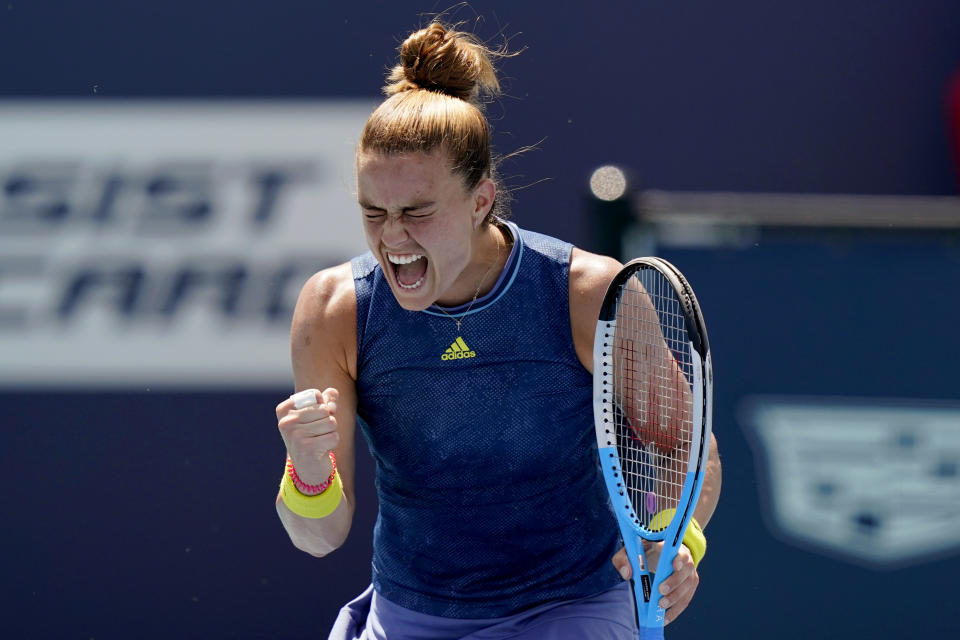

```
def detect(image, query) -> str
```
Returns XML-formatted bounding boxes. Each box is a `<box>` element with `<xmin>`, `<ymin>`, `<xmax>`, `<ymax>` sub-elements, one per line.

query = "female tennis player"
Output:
<box><xmin>274</xmin><ymin>20</ymin><xmax>721</xmax><ymax>639</ymax></box>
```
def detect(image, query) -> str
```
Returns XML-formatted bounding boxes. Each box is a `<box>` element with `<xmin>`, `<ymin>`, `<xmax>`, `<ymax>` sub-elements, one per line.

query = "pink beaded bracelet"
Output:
<box><xmin>286</xmin><ymin>452</ymin><xmax>337</xmax><ymax>496</ymax></box>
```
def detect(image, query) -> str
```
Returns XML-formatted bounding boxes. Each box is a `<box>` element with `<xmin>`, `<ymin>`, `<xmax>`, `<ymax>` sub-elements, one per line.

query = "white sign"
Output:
<box><xmin>742</xmin><ymin>396</ymin><xmax>960</xmax><ymax>569</ymax></box>
<box><xmin>0</xmin><ymin>100</ymin><xmax>375</xmax><ymax>388</ymax></box>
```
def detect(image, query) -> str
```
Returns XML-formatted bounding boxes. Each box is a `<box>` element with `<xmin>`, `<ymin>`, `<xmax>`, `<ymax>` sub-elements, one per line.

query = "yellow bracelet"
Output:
<box><xmin>280</xmin><ymin>465</ymin><xmax>343</xmax><ymax>519</ymax></box>
<box><xmin>650</xmin><ymin>509</ymin><xmax>707</xmax><ymax>567</ymax></box>
<box><xmin>685</xmin><ymin>516</ymin><xmax>707</xmax><ymax>567</ymax></box>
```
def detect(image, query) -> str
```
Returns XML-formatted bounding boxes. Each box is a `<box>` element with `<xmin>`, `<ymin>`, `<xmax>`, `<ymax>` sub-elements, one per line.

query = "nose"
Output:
<box><xmin>381</xmin><ymin>214</ymin><xmax>408</xmax><ymax>246</ymax></box>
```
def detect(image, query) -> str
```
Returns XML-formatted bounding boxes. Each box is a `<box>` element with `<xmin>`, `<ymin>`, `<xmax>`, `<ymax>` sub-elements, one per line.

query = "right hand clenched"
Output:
<box><xmin>276</xmin><ymin>387</ymin><xmax>340</xmax><ymax>484</ymax></box>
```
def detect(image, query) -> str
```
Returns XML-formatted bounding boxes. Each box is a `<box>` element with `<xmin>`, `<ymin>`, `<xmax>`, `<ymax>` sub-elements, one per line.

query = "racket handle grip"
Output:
<box><xmin>638</xmin><ymin>625</ymin><xmax>665</xmax><ymax>640</ymax></box>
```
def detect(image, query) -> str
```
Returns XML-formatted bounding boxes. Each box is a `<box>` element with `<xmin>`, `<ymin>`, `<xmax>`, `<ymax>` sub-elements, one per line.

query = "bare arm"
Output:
<box><xmin>693</xmin><ymin>433</ymin><xmax>721</xmax><ymax>527</ymax></box>
<box><xmin>275</xmin><ymin>263</ymin><xmax>359</xmax><ymax>557</ymax></box>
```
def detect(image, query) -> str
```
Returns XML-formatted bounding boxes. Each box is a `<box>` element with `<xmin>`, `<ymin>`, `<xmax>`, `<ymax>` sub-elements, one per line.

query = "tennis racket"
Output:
<box><xmin>593</xmin><ymin>257</ymin><xmax>713</xmax><ymax>639</ymax></box>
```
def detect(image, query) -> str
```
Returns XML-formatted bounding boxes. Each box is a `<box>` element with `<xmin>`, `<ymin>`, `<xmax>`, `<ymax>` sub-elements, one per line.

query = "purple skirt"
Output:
<box><xmin>328</xmin><ymin>582</ymin><xmax>637</xmax><ymax>640</ymax></box>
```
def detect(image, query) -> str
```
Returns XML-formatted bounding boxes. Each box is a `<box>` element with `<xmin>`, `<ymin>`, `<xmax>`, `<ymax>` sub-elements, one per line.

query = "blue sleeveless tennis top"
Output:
<box><xmin>351</xmin><ymin>222</ymin><xmax>622</xmax><ymax>619</ymax></box>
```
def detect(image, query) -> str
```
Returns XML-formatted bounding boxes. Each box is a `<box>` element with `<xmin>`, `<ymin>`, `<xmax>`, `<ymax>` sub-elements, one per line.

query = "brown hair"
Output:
<box><xmin>359</xmin><ymin>21</ymin><xmax>511</xmax><ymax>222</ymax></box>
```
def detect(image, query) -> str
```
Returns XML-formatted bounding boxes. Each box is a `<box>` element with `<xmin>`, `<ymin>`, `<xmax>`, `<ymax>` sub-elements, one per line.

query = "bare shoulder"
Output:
<box><xmin>569</xmin><ymin>248</ymin><xmax>622</xmax><ymax>371</ymax></box>
<box><xmin>294</xmin><ymin>262</ymin><xmax>356</xmax><ymax>319</ymax></box>
<box><xmin>291</xmin><ymin>262</ymin><xmax>358</xmax><ymax>382</ymax></box>
<box><xmin>569</xmin><ymin>247</ymin><xmax>622</xmax><ymax>316</ymax></box>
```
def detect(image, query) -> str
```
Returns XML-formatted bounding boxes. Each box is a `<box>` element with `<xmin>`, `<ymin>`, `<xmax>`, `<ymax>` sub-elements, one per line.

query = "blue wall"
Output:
<box><xmin>2</xmin><ymin>2</ymin><xmax>959</xmax><ymax>637</ymax></box>
<box><xmin>655</xmin><ymin>230</ymin><xmax>960</xmax><ymax>637</ymax></box>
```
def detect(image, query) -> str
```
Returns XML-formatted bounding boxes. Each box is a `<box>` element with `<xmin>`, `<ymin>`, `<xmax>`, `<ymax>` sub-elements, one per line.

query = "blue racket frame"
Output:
<box><xmin>593</xmin><ymin>257</ymin><xmax>713</xmax><ymax>640</ymax></box>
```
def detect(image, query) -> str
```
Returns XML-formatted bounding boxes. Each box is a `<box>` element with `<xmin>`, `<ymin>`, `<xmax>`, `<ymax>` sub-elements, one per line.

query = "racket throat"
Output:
<box><xmin>627</xmin><ymin>534</ymin><xmax>653</xmax><ymax>604</ymax></box>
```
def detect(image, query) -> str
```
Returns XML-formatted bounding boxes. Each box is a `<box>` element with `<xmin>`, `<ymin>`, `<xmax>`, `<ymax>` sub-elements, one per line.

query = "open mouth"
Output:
<box><xmin>387</xmin><ymin>252</ymin><xmax>428</xmax><ymax>290</ymax></box>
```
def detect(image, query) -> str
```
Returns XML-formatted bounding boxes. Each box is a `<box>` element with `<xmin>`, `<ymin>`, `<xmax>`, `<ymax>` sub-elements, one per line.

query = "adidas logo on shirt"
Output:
<box><xmin>441</xmin><ymin>336</ymin><xmax>476</xmax><ymax>361</ymax></box>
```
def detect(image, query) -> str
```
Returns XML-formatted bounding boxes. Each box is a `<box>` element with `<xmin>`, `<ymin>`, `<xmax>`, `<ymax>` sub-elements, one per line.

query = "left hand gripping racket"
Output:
<box><xmin>593</xmin><ymin>257</ymin><xmax>713</xmax><ymax>639</ymax></box>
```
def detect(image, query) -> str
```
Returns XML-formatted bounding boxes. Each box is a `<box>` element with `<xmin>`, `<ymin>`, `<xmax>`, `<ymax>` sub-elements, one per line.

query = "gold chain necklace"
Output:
<box><xmin>433</xmin><ymin>227</ymin><xmax>503</xmax><ymax>333</ymax></box>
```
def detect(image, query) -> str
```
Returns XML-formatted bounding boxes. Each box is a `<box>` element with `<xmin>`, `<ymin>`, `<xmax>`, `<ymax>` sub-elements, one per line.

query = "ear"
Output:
<box><xmin>471</xmin><ymin>178</ymin><xmax>497</xmax><ymax>229</ymax></box>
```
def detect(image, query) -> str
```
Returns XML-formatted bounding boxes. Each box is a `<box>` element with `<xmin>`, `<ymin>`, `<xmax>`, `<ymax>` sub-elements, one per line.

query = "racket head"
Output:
<box><xmin>593</xmin><ymin>257</ymin><xmax>712</xmax><ymax>541</ymax></box>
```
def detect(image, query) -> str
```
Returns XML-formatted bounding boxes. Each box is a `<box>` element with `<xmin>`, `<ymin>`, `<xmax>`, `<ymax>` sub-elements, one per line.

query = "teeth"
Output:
<box><xmin>398</xmin><ymin>276</ymin><xmax>424</xmax><ymax>290</ymax></box>
<box><xmin>386</xmin><ymin>252</ymin><xmax>425</xmax><ymax>291</ymax></box>
<box><xmin>387</xmin><ymin>253</ymin><xmax>424</xmax><ymax>265</ymax></box>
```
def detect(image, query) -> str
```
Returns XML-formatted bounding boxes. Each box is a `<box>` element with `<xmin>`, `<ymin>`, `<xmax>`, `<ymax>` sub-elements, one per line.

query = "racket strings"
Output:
<box><xmin>612</xmin><ymin>271</ymin><xmax>695</xmax><ymax>532</ymax></box>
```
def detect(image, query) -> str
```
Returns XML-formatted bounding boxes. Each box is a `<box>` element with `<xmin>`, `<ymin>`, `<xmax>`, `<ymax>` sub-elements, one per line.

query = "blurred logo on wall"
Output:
<box><xmin>0</xmin><ymin>100</ymin><xmax>374</xmax><ymax>388</ymax></box>
<box><xmin>742</xmin><ymin>396</ymin><xmax>960</xmax><ymax>569</ymax></box>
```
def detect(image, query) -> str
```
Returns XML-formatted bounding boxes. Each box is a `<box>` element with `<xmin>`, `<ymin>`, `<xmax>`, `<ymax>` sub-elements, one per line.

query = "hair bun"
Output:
<box><xmin>385</xmin><ymin>22</ymin><xmax>499</xmax><ymax>103</ymax></box>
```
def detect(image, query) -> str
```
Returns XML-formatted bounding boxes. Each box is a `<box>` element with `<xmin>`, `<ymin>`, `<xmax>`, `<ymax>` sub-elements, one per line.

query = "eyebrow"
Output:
<box><xmin>358</xmin><ymin>200</ymin><xmax>435</xmax><ymax>213</ymax></box>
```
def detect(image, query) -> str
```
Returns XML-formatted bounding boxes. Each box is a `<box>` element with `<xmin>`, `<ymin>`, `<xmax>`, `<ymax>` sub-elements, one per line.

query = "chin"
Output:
<box><xmin>389</xmin><ymin>280</ymin><xmax>434</xmax><ymax>312</ymax></box>
<box><xmin>396</xmin><ymin>299</ymin><xmax>431</xmax><ymax>312</ymax></box>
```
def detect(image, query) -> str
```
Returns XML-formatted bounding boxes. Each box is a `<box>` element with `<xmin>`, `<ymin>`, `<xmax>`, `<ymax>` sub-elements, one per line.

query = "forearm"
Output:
<box><xmin>276</xmin><ymin>490</ymin><xmax>354</xmax><ymax>557</ymax></box>
<box><xmin>693</xmin><ymin>433</ymin><xmax>721</xmax><ymax>527</ymax></box>
<box><xmin>278</xmin><ymin>264</ymin><xmax>361</xmax><ymax>557</ymax></box>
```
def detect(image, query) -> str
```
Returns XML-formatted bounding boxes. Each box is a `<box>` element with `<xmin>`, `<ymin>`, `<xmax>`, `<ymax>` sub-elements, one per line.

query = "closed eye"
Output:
<box><xmin>360</xmin><ymin>204</ymin><xmax>434</xmax><ymax>221</ymax></box>
<box><xmin>361</xmin><ymin>205</ymin><xmax>385</xmax><ymax>220</ymax></box>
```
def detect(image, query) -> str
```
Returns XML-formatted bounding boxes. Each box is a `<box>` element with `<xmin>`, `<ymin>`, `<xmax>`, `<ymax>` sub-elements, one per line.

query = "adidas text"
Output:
<box><xmin>441</xmin><ymin>350</ymin><xmax>476</xmax><ymax>361</ymax></box>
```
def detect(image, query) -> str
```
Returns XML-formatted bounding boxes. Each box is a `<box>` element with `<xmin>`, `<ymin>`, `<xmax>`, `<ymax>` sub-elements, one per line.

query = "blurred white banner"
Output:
<box><xmin>0</xmin><ymin>100</ymin><xmax>374</xmax><ymax>388</ymax></box>
<box><xmin>742</xmin><ymin>396</ymin><xmax>960</xmax><ymax>569</ymax></box>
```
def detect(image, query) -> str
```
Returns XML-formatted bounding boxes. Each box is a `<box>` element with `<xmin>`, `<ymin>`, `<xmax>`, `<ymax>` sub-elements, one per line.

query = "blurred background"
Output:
<box><xmin>2</xmin><ymin>1</ymin><xmax>959</xmax><ymax>637</ymax></box>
